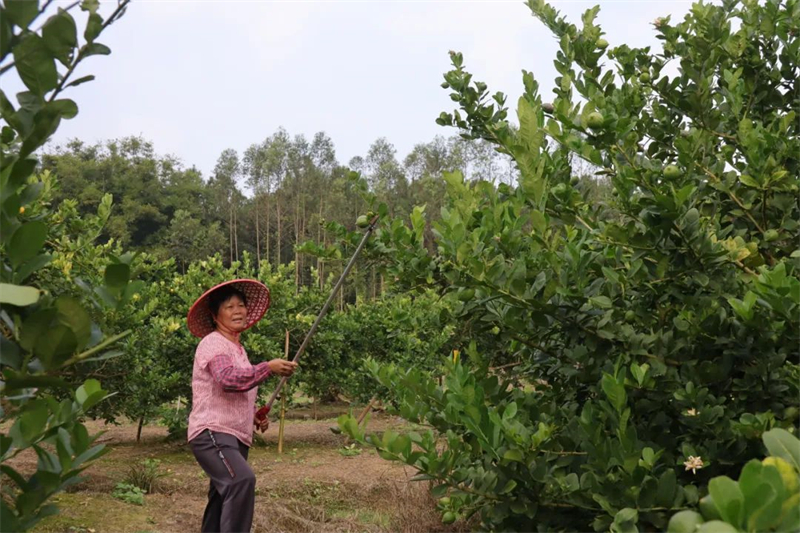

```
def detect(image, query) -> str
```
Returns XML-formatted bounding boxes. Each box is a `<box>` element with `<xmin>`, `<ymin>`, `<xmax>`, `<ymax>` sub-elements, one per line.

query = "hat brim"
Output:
<box><xmin>187</xmin><ymin>279</ymin><xmax>270</xmax><ymax>338</ymax></box>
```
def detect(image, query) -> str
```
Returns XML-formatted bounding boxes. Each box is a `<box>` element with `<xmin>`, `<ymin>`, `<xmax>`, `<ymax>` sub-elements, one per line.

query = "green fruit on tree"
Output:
<box><xmin>784</xmin><ymin>406</ymin><xmax>799</xmax><ymax>421</ymax></box>
<box><xmin>438</xmin><ymin>497</ymin><xmax>451</xmax><ymax>506</ymax></box>
<box><xmin>356</xmin><ymin>215</ymin><xmax>369</xmax><ymax>228</ymax></box>
<box><xmin>596</xmin><ymin>38</ymin><xmax>609</xmax><ymax>49</ymax></box>
<box><xmin>542</xmin><ymin>102</ymin><xmax>555</xmax><ymax>113</ymax></box>
<box><xmin>664</xmin><ymin>164</ymin><xmax>682</xmax><ymax>179</ymax></box>
<box><xmin>764</xmin><ymin>229</ymin><xmax>779</xmax><ymax>242</ymax></box>
<box><xmin>625</xmin><ymin>310</ymin><xmax>635</xmax><ymax>321</ymax></box>
<box><xmin>586</xmin><ymin>111</ymin><xmax>604</xmax><ymax>129</ymax></box>
<box><xmin>763</xmin><ymin>457</ymin><xmax>799</xmax><ymax>493</ymax></box>
<box><xmin>442</xmin><ymin>512</ymin><xmax>456</xmax><ymax>525</ymax></box>
<box><xmin>458</xmin><ymin>289</ymin><xmax>475</xmax><ymax>301</ymax></box>
<box><xmin>639</xmin><ymin>72</ymin><xmax>651</xmax><ymax>82</ymax></box>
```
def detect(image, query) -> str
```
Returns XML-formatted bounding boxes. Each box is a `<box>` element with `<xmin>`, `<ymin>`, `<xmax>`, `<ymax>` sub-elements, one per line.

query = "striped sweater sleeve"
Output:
<box><xmin>207</xmin><ymin>353</ymin><xmax>272</xmax><ymax>392</ymax></box>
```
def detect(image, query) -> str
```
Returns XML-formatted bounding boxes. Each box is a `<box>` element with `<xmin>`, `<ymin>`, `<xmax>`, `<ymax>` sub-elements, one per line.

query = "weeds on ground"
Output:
<box><xmin>123</xmin><ymin>459</ymin><xmax>168</xmax><ymax>493</ymax></box>
<box><xmin>112</xmin><ymin>483</ymin><xmax>145</xmax><ymax>505</ymax></box>
<box><xmin>337</xmin><ymin>443</ymin><xmax>362</xmax><ymax>457</ymax></box>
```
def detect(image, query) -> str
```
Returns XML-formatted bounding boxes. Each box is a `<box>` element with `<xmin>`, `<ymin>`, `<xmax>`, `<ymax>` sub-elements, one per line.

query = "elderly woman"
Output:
<box><xmin>186</xmin><ymin>279</ymin><xmax>297</xmax><ymax>533</ymax></box>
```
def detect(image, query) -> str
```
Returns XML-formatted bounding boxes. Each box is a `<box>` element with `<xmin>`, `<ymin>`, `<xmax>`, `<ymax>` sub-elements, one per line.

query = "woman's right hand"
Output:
<box><xmin>268</xmin><ymin>359</ymin><xmax>298</xmax><ymax>376</ymax></box>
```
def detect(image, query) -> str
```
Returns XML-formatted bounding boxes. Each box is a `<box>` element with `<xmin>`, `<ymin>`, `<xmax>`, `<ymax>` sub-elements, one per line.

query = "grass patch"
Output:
<box><xmin>330</xmin><ymin>509</ymin><xmax>392</xmax><ymax>528</ymax></box>
<box><xmin>32</xmin><ymin>493</ymin><xmax>155</xmax><ymax>533</ymax></box>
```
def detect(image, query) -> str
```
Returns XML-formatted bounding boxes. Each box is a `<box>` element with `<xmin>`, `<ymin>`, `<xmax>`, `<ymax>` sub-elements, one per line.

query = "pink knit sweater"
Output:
<box><xmin>187</xmin><ymin>331</ymin><xmax>268</xmax><ymax>446</ymax></box>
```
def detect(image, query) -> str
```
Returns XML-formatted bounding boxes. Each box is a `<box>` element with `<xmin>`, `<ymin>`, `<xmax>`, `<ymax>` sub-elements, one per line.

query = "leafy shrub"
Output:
<box><xmin>337</xmin><ymin>0</ymin><xmax>799</xmax><ymax>530</ymax></box>
<box><xmin>158</xmin><ymin>402</ymin><xmax>190</xmax><ymax>442</ymax></box>
<box><xmin>1</xmin><ymin>1</ymin><xmax>134</xmax><ymax>530</ymax></box>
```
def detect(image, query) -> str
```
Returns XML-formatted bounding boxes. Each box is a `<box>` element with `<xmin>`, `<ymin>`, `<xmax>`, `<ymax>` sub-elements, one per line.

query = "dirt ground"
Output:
<box><xmin>8</xmin><ymin>409</ymin><xmax>471</xmax><ymax>533</ymax></box>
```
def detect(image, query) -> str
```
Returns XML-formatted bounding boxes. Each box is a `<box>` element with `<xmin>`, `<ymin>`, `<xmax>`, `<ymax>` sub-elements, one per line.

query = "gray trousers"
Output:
<box><xmin>190</xmin><ymin>430</ymin><xmax>255</xmax><ymax>533</ymax></box>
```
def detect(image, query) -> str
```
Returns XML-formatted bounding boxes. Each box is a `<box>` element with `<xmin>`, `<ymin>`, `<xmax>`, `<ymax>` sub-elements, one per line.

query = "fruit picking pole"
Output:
<box><xmin>257</xmin><ymin>215</ymin><xmax>380</xmax><ymax>419</ymax></box>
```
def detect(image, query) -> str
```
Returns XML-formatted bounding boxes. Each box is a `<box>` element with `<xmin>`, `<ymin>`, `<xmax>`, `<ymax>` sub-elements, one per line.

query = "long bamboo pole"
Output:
<box><xmin>277</xmin><ymin>330</ymin><xmax>289</xmax><ymax>453</ymax></box>
<box><xmin>257</xmin><ymin>215</ymin><xmax>380</xmax><ymax>421</ymax></box>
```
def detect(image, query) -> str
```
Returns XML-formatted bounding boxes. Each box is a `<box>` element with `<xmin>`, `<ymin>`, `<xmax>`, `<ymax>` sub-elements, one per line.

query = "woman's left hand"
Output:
<box><xmin>254</xmin><ymin>414</ymin><xmax>269</xmax><ymax>433</ymax></box>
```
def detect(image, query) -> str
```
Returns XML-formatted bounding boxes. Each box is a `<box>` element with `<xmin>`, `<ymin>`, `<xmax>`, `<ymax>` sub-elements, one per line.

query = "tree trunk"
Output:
<box><xmin>255</xmin><ymin>193</ymin><xmax>260</xmax><ymax>268</ymax></box>
<box><xmin>265</xmin><ymin>189</ymin><xmax>271</xmax><ymax>266</ymax></box>
<box><xmin>276</xmin><ymin>202</ymin><xmax>282</xmax><ymax>265</ymax></box>
<box><xmin>233</xmin><ymin>203</ymin><xmax>239</xmax><ymax>262</ymax></box>
<box><xmin>136</xmin><ymin>416</ymin><xmax>145</xmax><ymax>444</ymax></box>
<box><xmin>371</xmin><ymin>267</ymin><xmax>376</xmax><ymax>300</ymax></box>
<box><xmin>229</xmin><ymin>202</ymin><xmax>234</xmax><ymax>265</ymax></box>
<box><xmin>318</xmin><ymin>201</ymin><xmax>324</xmax><ymax>289</ymax></box>
<box><xmin>294</xmin><ymin>194</ymin><xmax>300</xmax><ymax>293</ymax></box>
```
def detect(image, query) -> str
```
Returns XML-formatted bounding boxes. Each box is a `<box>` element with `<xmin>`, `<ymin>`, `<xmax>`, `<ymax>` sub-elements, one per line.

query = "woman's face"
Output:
<box><xmin>214</xmin><ymin>295</ymin><xmax>248</xmax><ymax>333</ymax></box>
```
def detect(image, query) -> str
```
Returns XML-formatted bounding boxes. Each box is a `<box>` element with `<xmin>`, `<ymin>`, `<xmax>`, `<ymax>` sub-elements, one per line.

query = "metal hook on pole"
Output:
<box><xmin>256</xmin><ymin>214</ymin><xmax>380</xmax><ymax>422</ymax></box>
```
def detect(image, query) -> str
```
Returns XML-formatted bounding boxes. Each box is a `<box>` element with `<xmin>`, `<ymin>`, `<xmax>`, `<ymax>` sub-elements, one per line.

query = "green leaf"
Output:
<box><xmin>695</xmin><ymin>521</ymin><xmax>739</xmax><ymax>533</ymax></box>
<box><xmin>80</xmin><ymin>390</ymin><xmax>107</xmax><ymax>412</ymax></box>
<box><xmin>601</xmin><ymin>373</ymin><xmax>626</xmax><ymax>412</ymax></box>
<box><xmin>8</xmin><ymin>220</ymin><xmax>47</xmax><ymax>267</ymax></box>
<box><xmin>615</xmin><ymin>508</ymin><xmax>638</xmax><ymax>524</ymax></box>
<box><xmin>18</xmin><ymin>99</ymin><xmax>78</xmax><ymax>157</ymax></box>
<box><xmin>75</xmin><ymin>379</ymin><xmax>102</xmax><ymax>406</ymax></box>
<box><xmin>590</xmin><ymin>295</ymin><xmax>613</xmax><ymax>309</ymax></box>
<box><xmin>19</xmin><ymin>307</ymin><xmax>56</xmax><ymax>352</ymax></box>
<box><xmin>64</xmin><ymin>74</ymin><xmax>95</xmax><ymax>89</ymax></box>
<box><xmin>13</xmin><ymin>34</ymin><xmax>58</xmax><ymax>96</ymax></box>
<box><xmin>762</xmin><ymin>428</ymin><xmax>800</xmax><ymax>471</ymax></box>
<box><xmin>0</xmin><ymin>500</ymin><xmax>20</xmax><ymax>533</ymax></box>
<box><xmin>15</xmin><ymin>253</ymin><xmax>52</xmax><ymax>283</ymax></box>
<box><xmin>84</xmin><ymin>12</ymin><xmax>102</xmax><ymax>42</ymax></box>
<box><xmin>0</xmin><ymin>464</ymin><xmax>27</xmax><ymax>489</ymax></box>
<box><xmin>42</xmin><ymin>8</ymin><xmax>77</xmax><ymax>66</ymax></box>
<box><xmin>5</xmin><ymin>0</ymin><xmax>39</xmax><ymax>28</ymax></box>
<box><xmin>667</xmin><ymin>510</ymin><xmax>705</xmax><ymax>533</ymax></box>
<box><xmin>55</xmin><ymin>296</ymin><xmax>92</xmax><ymax>349</ymax></box>
<box><xmin>0</xmin><ymin>14</ymin><xmax>11</xmax><ymax>60</ymax></box>
<box><xmin>36</xmin><ymin>324</ymin><xmax>78</xmax><ymax>369</ymax></box>
<box><xmin>104</xmin><ymin>263</ymin><xmax>130</xmax><ymax>289</ymax></box>
<box><xmin>504</xmin><ymin>402</ymin><xmax>518</xmax><ymax>420</ymax></box>
<box><xmin>18</xmin><ymin>399</ymin><xmax>48</xmax><ymax>444</ymax></box>
<box><xmin>503</xmin><ymin>449</ymin><xmax>524</xmax><ymax>462</ymax></box>
<box><xmin>48</xmin><ymin>98</ymin><xmax>78</xmax><ymax>119</ymax></box>
<box><xmin>738</xmin><ymin>174</ymin><xmax>760</xmax><ymax>189</ymax></box>
<box><xmin>738</xmin><ymin>459</ymin><xmax>783</xmax><ymax>531</ymax></box>
<box><xmin>72</xmin><ymin>442</ymin><xmax>107</xmax><ymax>468</ymax></box>
<box><xmin>0</xmin><ymin>336</ymin><xmax>21</xmax><ymax>370</ymax></box>
<box><xmin>709</xmin><ymin>476</ymin><xmax>744</xmax><ymax>529</ymax></box>
<box><xmin>657</xmin><ymin>469</ymin><xmax>677</xmax><ymax>507</ymax></box>
<box><xmin>613</xmin><ymin>508</ymin><xmax>639</xmax><ymax>533</ymax></box>
<box><xmin>530</xmin><ymin>209</ymin><xmax>547</xmax><ymax>234</ymax></box>
<box><xmin>82</xmin><ymin>42</ymin><xmax>110</xmax><ymax>56</ymax></box>
<box><xmin>500</xmin><ymin>479</ymin><xmax>517</xmax><ymax>494</ymax></box>
<box><xmin>0</xmin><ymin>283</ymin><xmax>40</xmax><ymax>306</ymax></box>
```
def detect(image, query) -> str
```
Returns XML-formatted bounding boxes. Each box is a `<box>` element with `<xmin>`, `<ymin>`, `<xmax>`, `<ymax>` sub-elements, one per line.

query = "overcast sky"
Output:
<box><xmin>9</xmin><ymin>0</ymin><xmax>696</xmax><ymax>179</ymax></box>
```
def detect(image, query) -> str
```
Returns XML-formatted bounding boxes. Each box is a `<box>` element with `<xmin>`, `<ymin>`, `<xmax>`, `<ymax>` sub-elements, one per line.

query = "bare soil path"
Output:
<box><xmin>10</xmin><ymin>412</ymin><xmax>469</xmax><ymax>533</ymax></box>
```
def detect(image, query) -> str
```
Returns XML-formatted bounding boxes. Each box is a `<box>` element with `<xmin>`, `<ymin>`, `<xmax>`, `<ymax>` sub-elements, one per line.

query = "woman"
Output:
<box><xmin>186</xmin><ymin>279</ymin><xmax>297</xmax><ymax>533</ymax></box>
